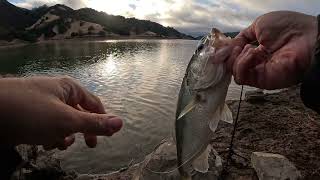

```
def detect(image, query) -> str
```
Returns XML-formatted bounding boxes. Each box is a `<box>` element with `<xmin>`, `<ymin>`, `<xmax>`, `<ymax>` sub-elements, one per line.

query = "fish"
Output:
<box><xmin>175</xmin><ymin>28</ymin><xmax>234</xmax><ymax>179</ymax></box>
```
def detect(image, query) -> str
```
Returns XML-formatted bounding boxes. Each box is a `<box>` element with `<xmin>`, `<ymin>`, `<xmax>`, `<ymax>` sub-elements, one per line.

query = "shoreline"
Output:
<box><xmin>0</xmin><ymin>36</ymin><xmax>196</xmax><ymax>49</ymax></box>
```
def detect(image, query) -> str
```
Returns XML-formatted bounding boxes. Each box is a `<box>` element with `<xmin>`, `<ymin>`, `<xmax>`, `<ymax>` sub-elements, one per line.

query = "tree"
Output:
<box><xmin>98</xmin><ymin>30</ymin><xmax>106</xmax><ymax>37</ymax></box>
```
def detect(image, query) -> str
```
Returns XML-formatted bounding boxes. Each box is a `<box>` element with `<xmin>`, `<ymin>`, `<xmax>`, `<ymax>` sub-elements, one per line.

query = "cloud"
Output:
<box><xmin>145</xmin><ymin>0</ymin><xmax>260</xmax><ymax>35</ymax></box>
<box><xmin>11</xmin><ymin>0</ymin><xmax>320</xmax><ymax>35</ymax></box>
<box><xmin>233</xmin><ymin>0</ymin><xmax>320</xmax><ymax>16</ymax></box>
<box><xmin>129</xmin><ymin>4</ymin><xmax>136</xmax><ymax>10</ymax></box>
<box><xmin>144</xmin><ymin>0</ymin><xmax>320</xmax><ymax>35</ymax></box>
<box><xmin>14</xmin><ymin>0</ymin><xmax>88</xmax><ymax>9</ymax></box>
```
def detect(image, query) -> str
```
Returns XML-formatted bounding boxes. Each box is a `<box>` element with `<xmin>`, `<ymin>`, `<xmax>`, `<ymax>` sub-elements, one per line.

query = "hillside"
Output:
<box><xmin>0</xmin><ymin>0</ymin><xmax>194</xmax><ymax>43</ymax></box>
<box><xmin>0</xmin><ymin>0</ymin><xmax>37</xmax><ymax>29</ymax></box>
<box><xmin>74</xmin><ymin>8</ymin><xmax>190</xmax><ymax>38</ymax></box>
<box><xmin>0</xmin><ymin>0</ymin><xmax>37</xmax><ymax>40</ymax></box>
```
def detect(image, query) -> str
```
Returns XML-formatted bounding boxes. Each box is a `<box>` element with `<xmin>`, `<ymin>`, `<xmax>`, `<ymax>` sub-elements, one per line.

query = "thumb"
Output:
<box><xmin>211</xmin><ymin>36</ymin><xmax>247</xmax><ymax>64</ymax></box>
<box><xmin>73</xmin><ymin>110</ymin><xmax>123</xmax><ymax>136</ymax></box>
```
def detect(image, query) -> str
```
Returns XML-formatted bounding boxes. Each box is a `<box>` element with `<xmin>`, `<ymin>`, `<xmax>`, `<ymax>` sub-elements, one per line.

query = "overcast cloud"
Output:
<box><xmin>10</xmin><ymin>0</ymin><xmax>320</xmax><ymax>36</ymax></box>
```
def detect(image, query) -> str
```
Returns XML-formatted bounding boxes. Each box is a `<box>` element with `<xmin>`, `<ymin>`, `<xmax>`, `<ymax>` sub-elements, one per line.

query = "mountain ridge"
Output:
<box><xmin>0</xmin><ymin>0</ymin><xmax>194</xmax><ymax>42</ymax></box>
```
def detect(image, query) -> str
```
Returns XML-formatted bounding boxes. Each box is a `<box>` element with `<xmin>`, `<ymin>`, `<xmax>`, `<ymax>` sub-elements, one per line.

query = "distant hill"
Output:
<box><xmin>0</xmin><ymin>0</ymin><xmax>38</xmax><ymax>40</ymax></box>
<box><xmin>74</xmin><ymin>8</ymin><xmax>192</xmax><ymax>38</ymax></box>
<box><xmin>0</xmin><ymin>0</ymin><xmax>36</xmax><ymax>29</ymax></box>
<box><xmin>195</xmin><ymin>36</ymin><xmax>204</xmax><ymax>40</ymax></box>
<box><xmin>0</xmin><ymin>0</ymin><xmax>194</xmax><ymax>42</ymax></box>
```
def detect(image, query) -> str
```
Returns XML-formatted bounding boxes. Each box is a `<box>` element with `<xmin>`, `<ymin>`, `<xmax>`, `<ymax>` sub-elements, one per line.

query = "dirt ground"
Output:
<box><xmin>212</xmin><ymin>86</ymin><xmax>320</xmax><ymax>179</ymax></box>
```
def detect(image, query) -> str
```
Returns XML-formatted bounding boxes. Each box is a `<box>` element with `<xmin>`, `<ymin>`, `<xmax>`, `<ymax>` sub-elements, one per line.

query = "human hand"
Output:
<box><xmin>214</xmin><ymin>11</ymin><xmax>318</xmax><ymax>89</ymax></box>
<box><xmin>0</xmin><ymin>76</ymin><xmax>122</xmax><ymax>150</ymax></box>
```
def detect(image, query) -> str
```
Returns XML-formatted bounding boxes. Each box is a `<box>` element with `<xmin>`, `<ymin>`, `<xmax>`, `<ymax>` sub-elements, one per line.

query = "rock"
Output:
<box><xmin>11</xmin><ymin>145</ymin><xmax>77</xmax><ymax>180</ymax></box>
<box><xmin>133</xmin><ymin>139</ymin><xmax>180</xmax><ymax>180</ymax></box>
<box><xmin>245</xmin><ymin>90</ymin><xmax>266</xmax><ymax>103</ymax></box>
<box><xmin>251</xmin><ymin>152</ymin><xmax>301</xmax><ymax>180</ymax></box>
<box><xmin>131</xmin><ymin>139</ymin><xmax>222</xmax><ymax>180</ymax></box>
<box><xmin>15</xmin><ymin>145</ymin><xmax>38</xmax><ymax>163</ymax></box>
<box><xmin>100</xmin><ymin>139</ymin><xmax>223</xmax><ymax>180</ymax></box>
<box><xmin>74</xmin><ymin>174</ymin><xmax>93</xmax><ymax>180</ymax></box>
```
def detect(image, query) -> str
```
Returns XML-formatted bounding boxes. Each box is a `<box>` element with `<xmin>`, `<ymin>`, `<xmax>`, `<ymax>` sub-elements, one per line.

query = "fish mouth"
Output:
<box><xmin>192</xmin><ymin>28</ymin><xmax>230</xmax><ymax>91</ymax></box>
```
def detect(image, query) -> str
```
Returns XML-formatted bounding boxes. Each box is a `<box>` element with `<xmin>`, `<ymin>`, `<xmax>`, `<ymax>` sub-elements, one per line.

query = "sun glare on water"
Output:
<box><xmin>104</xmin><ymin>55</ymin><xmax>117</xmax><ymax>74</ymax></box>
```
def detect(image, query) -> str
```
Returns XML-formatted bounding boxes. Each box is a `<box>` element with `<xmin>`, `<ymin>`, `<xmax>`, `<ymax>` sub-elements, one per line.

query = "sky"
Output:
<box><xmin>9</xmin><ymin>0</ymin><xmax>320</xmax><ymax>36</ymax></box>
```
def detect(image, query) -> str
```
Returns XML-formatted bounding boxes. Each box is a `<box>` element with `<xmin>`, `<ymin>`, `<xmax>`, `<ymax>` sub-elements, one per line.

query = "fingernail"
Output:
<box><xmin>104</xmin><ymin>117</ymin><xmax>123</xmax><ymax>134</ymax></box>
<box><xmin>109</xmin><ymin>117</ymin><xmax>123</xmax><ymax>131</ymax></box>
<box><xmin>64</xmin><ymin>135</ymin><xmax>75</xmax><ymax>146</ymax></box>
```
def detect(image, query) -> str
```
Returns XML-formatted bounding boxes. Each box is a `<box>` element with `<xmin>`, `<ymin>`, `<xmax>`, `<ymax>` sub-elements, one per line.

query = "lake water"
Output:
<box><xmin>0</xmin><ymin>39</ymin><xmax>254</xmax><ymax>174</ymax></box>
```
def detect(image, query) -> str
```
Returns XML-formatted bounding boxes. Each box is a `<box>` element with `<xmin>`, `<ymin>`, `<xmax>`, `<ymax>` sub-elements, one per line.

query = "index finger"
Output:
<box><xmin>59</xmin><ymin>77</ymin><xmax>106</xmax><ymax>114</ymax></box>
<box><xmin>233</xmin><ymin>23</ymin><xmax>257</xmax><ymax>48</ymax></box>
<box><xmin>211</xmin><ymin>23</ymin><xmax>257</xmax><ymax>65</ymax></box>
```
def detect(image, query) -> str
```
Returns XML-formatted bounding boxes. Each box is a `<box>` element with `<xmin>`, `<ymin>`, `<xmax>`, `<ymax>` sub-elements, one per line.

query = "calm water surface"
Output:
<box><xmin>0</xmin><ymin>39</ymin><xmax>254</xmax><ymax>173</ymax></box>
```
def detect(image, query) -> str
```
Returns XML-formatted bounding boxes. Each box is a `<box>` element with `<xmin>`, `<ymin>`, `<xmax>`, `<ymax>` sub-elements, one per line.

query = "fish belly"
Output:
<box><xmin>176</xmin><ymin>104</ymin><xmax>214</xmax><ymax>177</ymax></box>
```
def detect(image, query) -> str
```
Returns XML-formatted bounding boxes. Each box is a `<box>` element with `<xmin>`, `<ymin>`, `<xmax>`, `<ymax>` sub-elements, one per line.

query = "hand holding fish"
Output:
<box><xmin>214</xmin><ymin>11</ymin><xmax>318</xmax><ymax>90</ymax></box>
<box><xmin>0</xmin><ymin>76</ymin><xmax>122</xmax><ymax>150</ymax></box>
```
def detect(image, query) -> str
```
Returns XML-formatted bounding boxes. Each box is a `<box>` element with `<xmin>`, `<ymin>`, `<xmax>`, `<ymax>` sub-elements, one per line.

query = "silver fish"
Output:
<box><xmin>175</xmin><ymin>28</ymin><xmax>233</xmax><ymax>179</ymax></box>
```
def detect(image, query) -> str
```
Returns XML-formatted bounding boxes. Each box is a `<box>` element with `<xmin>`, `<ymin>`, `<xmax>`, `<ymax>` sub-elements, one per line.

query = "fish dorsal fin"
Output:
<box><xmin>192</xmin><ymin>145</ymin><xmax>211</xmax><ymax>173</ymax></box>
<box><xmin>177</xmin><ymin>97</ymin><xmax>198</xmax><ymax>120</ymax></box>
<box><xmin>220</xmin><ymin>104</ymin><xmax>233</xmax><ymax>124</ymax></box>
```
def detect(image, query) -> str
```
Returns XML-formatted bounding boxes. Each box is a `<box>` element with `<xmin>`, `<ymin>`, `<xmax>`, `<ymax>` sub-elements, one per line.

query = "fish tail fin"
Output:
<box><xmin>192</xmin><ymin>145</ymin><xmax>212</xmax><ymax>173</ymax></box>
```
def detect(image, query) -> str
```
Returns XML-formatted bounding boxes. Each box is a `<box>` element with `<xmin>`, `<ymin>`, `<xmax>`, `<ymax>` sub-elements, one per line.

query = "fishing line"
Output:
<box><xmin>225</xmin><ymin>85</ymin><xmax>245</xmax><ymax>169</ymax></box>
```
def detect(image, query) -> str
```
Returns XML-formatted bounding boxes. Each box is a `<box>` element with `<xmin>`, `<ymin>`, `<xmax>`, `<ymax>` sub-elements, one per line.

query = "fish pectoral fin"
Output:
<box><xmin>208</xmin><ymin>104</ymin><xmax>233</xmax><ymax>132</ymax></box>
<box><xmin>192</xmin><ymin>145</ymin><xmax>211</xmax><ymax>173</ymax></box>
<box><xmin>220</xmin><ymin>104</ymin><xmax>233</xmax><ymax>124</ymax></box>
<box><xmin>177</xmin><ymin>97</ymin><xmax>198</xmax><ymax>120</ymax></box>
<box><xmin>209</xmin><ymin>109</ymin><xmax>220</xmax><ymax>132</ymax></box>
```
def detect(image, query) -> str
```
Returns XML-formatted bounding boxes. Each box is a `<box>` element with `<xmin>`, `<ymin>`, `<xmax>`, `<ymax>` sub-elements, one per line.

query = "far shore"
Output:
<box><xmin>0</xmin><ymin>35</ymin><xmax>196</xmax><ymax>49</ymax></box>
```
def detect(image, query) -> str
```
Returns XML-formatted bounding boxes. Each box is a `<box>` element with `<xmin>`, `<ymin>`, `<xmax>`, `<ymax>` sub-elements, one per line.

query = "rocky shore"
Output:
<box><xmin>9</xmin><ymin>86</ymin><xmax>320</xmax><ymax>180</ymax></box>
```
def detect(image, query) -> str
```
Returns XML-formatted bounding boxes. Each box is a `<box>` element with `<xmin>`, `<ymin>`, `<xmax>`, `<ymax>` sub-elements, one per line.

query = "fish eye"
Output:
<box><xmin>196</xmin><ymin>35</ymin><xmax>209</xmax><ymax>52</ymax></box>
<box><xmin>197</xmin><ymin>44</ymin><xmax>204</xmax><ymax>52</ymax></box>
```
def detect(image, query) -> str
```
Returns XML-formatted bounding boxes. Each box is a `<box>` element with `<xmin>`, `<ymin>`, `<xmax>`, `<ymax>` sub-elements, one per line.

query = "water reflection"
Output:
<box><xmin>0</xmin><ymin>39</ymin><xmax>254</xmax><ymax>173</ymax></box>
